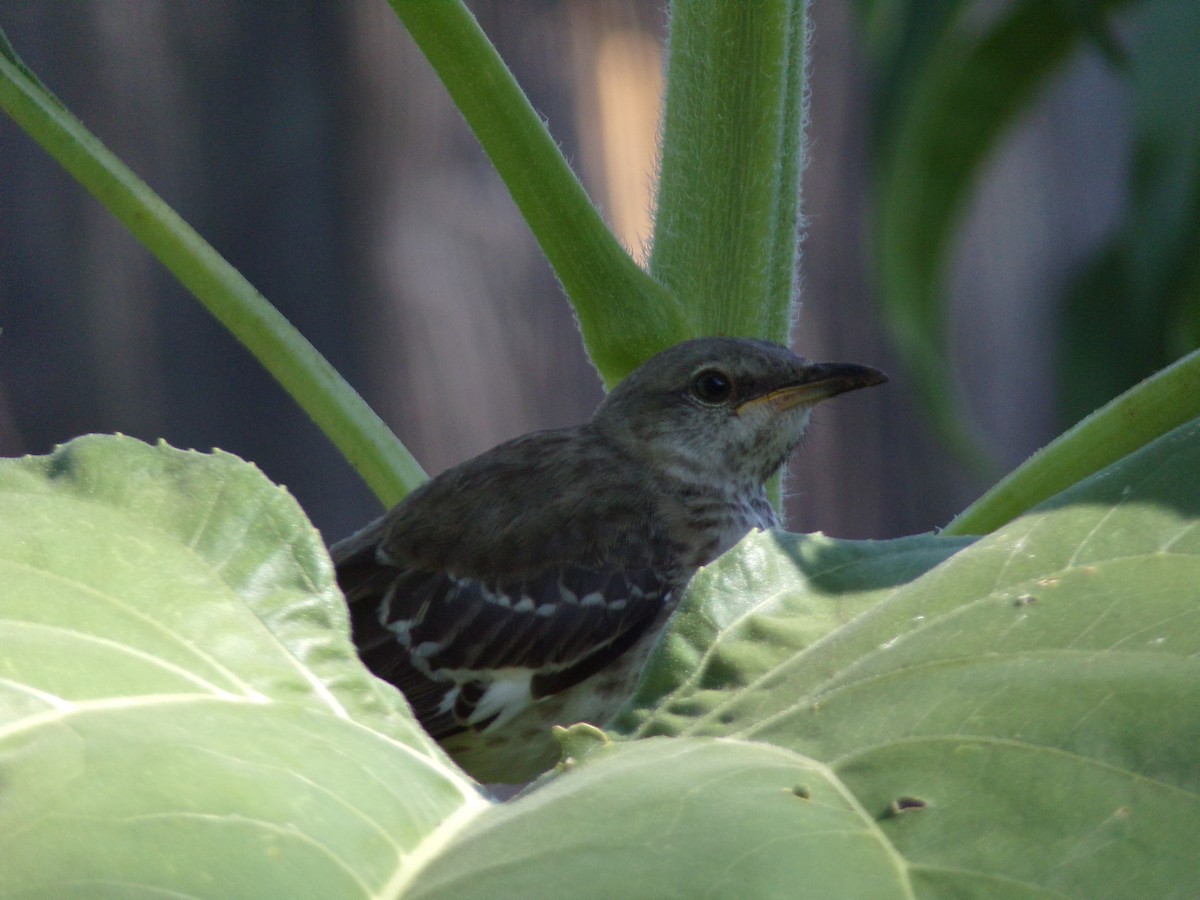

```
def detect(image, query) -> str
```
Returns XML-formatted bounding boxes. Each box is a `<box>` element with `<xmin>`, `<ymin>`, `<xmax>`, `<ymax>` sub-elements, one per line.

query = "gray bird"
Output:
<box><xmin>332</xmin><ymin>337</ymin><xmax>885</xmax><ymax>783</ymax></box>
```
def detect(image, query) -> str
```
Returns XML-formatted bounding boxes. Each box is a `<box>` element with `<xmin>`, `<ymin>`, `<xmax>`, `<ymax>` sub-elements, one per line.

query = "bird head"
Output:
<box><xmin>592</xmin><ymin>337</ymin><xmax>887</xmax><ymax>487</ymax></box>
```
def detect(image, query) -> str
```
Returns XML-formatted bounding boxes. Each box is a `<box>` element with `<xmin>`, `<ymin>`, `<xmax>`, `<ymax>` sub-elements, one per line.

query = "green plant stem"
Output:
<box><xmin>650</xmin><ymin>0</ymin><xmax>808</xmax><ymax>341</ymax></box>
<box><xmin>388</xmin><ymin>0</ymin><xmax>685</xmax><ymax>385</ymax></box>
<box><xmin>944</xmin><ymin>348</ymin><xmax>1200</xmax><ymax>535</ymax></box>
<box><xmin>0</xmin><ymin>35</ymin><xmax>423</xmax><ymax>508</ymax></box>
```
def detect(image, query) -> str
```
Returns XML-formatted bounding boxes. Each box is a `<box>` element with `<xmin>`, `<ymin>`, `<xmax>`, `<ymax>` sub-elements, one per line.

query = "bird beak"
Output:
<box><xmin>737</xmin><ymin>362</ymin><xmax>888</xmax><ymax>416</ymax></box>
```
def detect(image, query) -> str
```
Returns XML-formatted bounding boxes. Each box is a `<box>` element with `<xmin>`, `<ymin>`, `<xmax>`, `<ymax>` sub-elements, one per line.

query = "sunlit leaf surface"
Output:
<box><xmin>0</xmin><ymin>436</ymin><xmax>484</xmax><ymax>898</ymax></box>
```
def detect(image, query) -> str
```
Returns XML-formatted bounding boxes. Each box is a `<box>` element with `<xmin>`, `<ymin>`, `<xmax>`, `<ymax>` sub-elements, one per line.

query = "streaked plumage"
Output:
<box><xmin>332</xmin><ymin>337</ymin><xmax>885</xmax><ymax>782</ymax></box>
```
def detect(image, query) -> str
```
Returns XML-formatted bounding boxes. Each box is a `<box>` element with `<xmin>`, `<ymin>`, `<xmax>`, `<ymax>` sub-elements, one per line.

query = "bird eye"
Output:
<box><xmin>691</xmin><ymin>369</ymin><xmax>734</xmax><ymax>405</ymax></box>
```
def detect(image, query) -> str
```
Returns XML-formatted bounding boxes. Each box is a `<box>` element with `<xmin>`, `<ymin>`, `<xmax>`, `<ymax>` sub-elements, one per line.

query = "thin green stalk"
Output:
<box><xmin>389</xmin><ymin>1</ymin><xmax>685</xmax><ymax>385</ymax></box>
<box><xmin>945</xmin><ymin>348</ymin><xmax>1200</xmax><ymax>535</ymax></box>
<box><xmin>651</xmin><ymin>0</ymin><xmax>808</xmax><ymax>340</ymax></box>
<box><xmin>0</xmin><ymin>32</ymin><xmax>423</xmax><ymax>508</ymax></box>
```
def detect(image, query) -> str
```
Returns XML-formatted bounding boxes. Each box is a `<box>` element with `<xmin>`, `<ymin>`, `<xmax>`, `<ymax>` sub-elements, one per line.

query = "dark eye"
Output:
<box><xmin>691</xmin><ymin>369</ymin><xmax>734</xmax><ymax>404</ymax></box>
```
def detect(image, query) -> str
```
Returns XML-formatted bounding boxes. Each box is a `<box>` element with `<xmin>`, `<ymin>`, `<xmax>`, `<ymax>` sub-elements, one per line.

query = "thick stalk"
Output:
<box><xmin>650</xmin><ymin>0</ymin><xmax>809</xmax><ymax>340</ymax></box>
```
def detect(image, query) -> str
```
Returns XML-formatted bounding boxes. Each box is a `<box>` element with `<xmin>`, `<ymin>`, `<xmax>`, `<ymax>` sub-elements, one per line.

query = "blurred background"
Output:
<box><xmin>1</xmin><ymin>1</ymin><xmax>1196</xmax><ymax>542</ymax></box>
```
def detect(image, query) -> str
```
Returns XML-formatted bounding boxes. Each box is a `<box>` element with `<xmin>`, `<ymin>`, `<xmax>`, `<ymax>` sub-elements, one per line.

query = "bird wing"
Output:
<box><xmin>336</xmin><ymin>542</ymin><xmax>671</xmax><ymax>740</ymax></box>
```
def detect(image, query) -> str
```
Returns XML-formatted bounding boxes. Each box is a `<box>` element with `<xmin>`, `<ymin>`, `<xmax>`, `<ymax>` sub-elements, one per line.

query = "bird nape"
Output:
<box><xmin>331</xmin><ymin>337</ymin><xmax>886</xmax><ymax>783</ymax></box>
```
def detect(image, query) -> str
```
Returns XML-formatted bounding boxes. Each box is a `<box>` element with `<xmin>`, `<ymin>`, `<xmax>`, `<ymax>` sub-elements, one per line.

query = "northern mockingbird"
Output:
<box><xmin>333</xmin><ymin>337</ymin><xmax>885</xmax><ymax>783</ymax></box>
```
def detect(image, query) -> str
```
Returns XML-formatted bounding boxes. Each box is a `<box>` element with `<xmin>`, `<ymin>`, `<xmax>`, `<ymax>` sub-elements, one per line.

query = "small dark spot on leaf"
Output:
<box><xmin>791</xmin><ymin>784</ymin><xmax>811</xmax><ymax>800</ymax></box>
<box><xmin>1014</xmin><ymin>594</ymin><xmax>1038</xmax><ymax>607</ymax></box>
<box><xmin>882</xmin><ymin>796</ymin><xmax>927</xmax><ymax>818</ymax></box>
<box><xmin>718</xmin><ymin>711</ymin><xmax>737</xmax><ymax>725</ymax></box>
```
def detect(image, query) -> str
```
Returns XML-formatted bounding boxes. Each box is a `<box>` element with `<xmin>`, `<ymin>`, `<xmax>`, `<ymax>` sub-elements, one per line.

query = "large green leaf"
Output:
<box><xmin>610</xmin><ymin>416</ymin><xmax>1200</xmax><ymax>896</ymax></box>
<box><xmin>408</xmin><ymin>734</ymin><xmax>914</xmax><ymax>899</ymax></box>
<box><xmin>5</xmin><ymin>425</ymin><xmax>1198</xmax><ymax>896</ymax></box>
<box><xmin>622</xmin><ymin>529</ymin><xmax>975</xmax><ymax>736</ymax></box>
<box><xmin>0</xmin><ymin>436</ymin><xmax>485</xmax><ymax>898</ymax></box>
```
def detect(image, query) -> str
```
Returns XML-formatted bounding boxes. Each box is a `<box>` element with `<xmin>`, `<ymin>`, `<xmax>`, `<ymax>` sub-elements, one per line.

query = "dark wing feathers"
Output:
<box><xmin>338</xmin><ymin>553</ymin><xmax>670</xmax><ymax>739</ymax></box>
<box><xmin>332</xmin><ymin>427</ymin><xmax>678</xmax><ymax>740</ymax></box>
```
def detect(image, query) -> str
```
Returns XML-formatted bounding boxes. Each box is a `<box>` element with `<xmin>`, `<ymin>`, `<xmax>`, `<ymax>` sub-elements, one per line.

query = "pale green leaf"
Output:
<box><xmin>408</xmin><ymin>737</ymin><xmax>914</xmax><ymax>900</ymax></box>
<box><xmin>609</xmin><ymin>417</ymin><xmax>1200</xmax><ymax>896</ymax></box>
<box><xmin>0</xmin><ymin>435</ymin><xmax>485</xmax><ymax>898</ymax></box>
<box><xmin>619</xmin><ymin>529</ymin><xmax>974</xmax><ymax>737</ymax></box>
